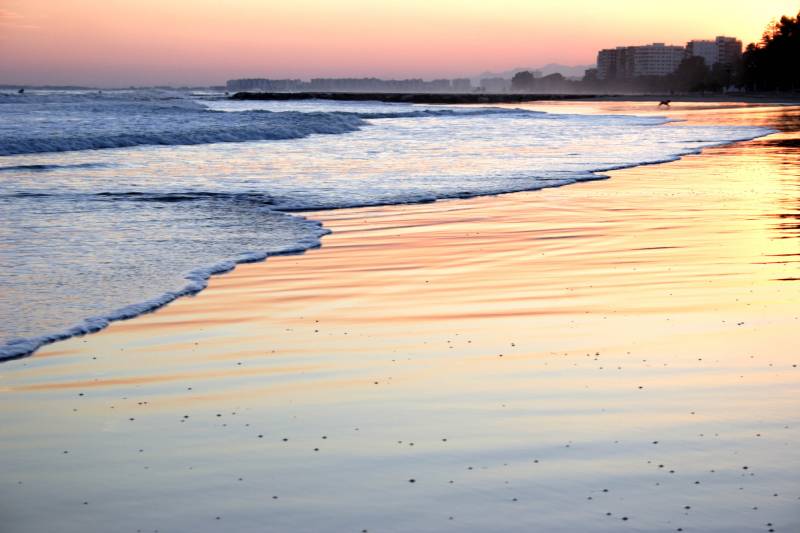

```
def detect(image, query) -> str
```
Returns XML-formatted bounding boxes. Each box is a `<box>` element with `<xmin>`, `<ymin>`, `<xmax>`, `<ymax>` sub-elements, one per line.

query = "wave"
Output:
<box><xmin>4</xmin><ymin>190</ymin><xmax>276</xmax><ymax>204</ymax></box>
<box><xmin>0</xmin><ymin>229</ymin><xmax>327</xmax><ymax>361</ymax></box>
<box><xmin>0</xmin><ymin>162</ymin><xmax>110</xmax><ymax>172</ymax></box>
<box><xmin>0</xmin><ymin>92</ymin><xmax>673</xmax><ymax>157</ymax></box>
<box><xmin>93</xmin><ymin>191</ymin><xmax>275</xmax><ymax>204</ymax></box>
<box><xmin>0</xmin><ymin>106</ymin><xmax>542</xmax><ymax>157</ymax></box>
<box><xmin>359</xmin><ymin>108</ymin><xmax>671</xmax><ymax>125</ymax></box>
<box><xmin>0</xmin><ymin>111</ymin><xmax>368</xmax><ymax>156</ymax></box>
<box><xmin>0</xmin><ymin>89</ymin><xmax>208</xmax><ymax>107</ymax></box>
<box><xmin>356</xmin><ymin>107</ymin><xmax>537</xmax><ymax>119</ymax></box>
<box><xmin>1</xmin><ymin>126</ymin><xmax>773</xmax><ymax>214</ymax></box>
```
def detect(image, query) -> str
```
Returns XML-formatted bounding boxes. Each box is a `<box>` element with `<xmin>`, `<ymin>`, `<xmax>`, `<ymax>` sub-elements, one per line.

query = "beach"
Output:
<box><xmin>1</xmin><ymin>101</ymin><xmax>799</xmax><ymax>532</ymax></box>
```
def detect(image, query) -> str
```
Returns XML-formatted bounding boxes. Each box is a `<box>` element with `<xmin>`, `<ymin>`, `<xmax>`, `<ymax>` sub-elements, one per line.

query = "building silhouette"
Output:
<box><xmin>227</xmin><ymin>77</ymin><xmax>476</xmax><ymax>93</ymax></box>
<box><xmin>451</xmin><ymin>78</ymin><xmax>473</xmax><ymax>92</ymax></box>
<box><xmin>479</xmin><ymin>77</ymin><xmax>511</xmax><ymax>92</ymax></box>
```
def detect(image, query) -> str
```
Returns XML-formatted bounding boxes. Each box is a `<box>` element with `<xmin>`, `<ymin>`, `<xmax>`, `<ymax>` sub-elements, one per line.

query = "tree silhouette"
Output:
<box><xmin>538</xmin><ymin>73</ymin><xmax>566</xmax><ymax>90</ymax></box>
<box><xmin>511</xmin><ymin>71</ymin><xmax>535</xmax><ymax>91</ymax></box>
<box><xmin>670</xmin><ymin>56</ymin><xmax>710</xmax><ymax>91</ymax></box>
<box><xmin>742</xmin><ymin>10</ymin><xmax>800</xmax><ymax>91</ymax></box>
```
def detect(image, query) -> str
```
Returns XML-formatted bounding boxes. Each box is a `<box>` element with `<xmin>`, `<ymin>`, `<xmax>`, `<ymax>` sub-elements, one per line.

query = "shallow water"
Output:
<box><xmin>0</xmin><ymin>91</ymin><xmax>772</xmax><ymax>359</ymax></box>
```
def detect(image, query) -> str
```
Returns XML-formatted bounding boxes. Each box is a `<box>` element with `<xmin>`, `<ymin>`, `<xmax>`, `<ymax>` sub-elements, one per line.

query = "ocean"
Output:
<box><xmin>0</xmin><ymin>90</ymin><xmax>771</xmax><ymax>360</ymax></box>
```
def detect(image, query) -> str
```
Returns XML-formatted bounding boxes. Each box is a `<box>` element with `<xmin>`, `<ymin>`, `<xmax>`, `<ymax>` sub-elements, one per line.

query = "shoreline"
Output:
<box><xmin>231</xmin><ymin>90</ymin><xmax>800</xmax><ymax>105</ymax></box>
<box><xmin>0</xmin><ymin>104</ymin><xmax>777</xmax><ymax>362</ymax></box>
<box><xmin>1</xmin><ymin>102</ymin><xmax>799</xmax><ymax>532</ymax></box>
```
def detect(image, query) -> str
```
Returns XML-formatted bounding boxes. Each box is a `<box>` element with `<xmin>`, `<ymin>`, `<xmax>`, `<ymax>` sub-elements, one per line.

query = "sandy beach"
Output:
<box><xmin>1</xmin><ymin>102</ymin><xmax>799</xmax><ymax>532</ymax></box>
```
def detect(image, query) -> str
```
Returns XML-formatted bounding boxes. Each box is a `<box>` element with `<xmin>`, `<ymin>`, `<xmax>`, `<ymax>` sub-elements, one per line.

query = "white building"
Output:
<box><xmin>687</xmin><ymin>36</ymin><xmax>743</xmax><ymax>67</ymax></box>
<box><xmin>632</xmin><ymin>43</ymin><xmax>686</xmax><ymax>77</ymax></box>
<box><xmin>597</xmin><ymin>43</ymin><xmax>684</xmax><ymax>79</ymax></box>
<box><xmin>686</xmin><ymin>40</ymin><xmax>718</xmax><ymax>66</ymax></box>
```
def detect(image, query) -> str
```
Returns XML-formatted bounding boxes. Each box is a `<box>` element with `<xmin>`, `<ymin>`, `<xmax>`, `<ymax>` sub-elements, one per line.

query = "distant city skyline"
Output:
<box><xmin>1</xmin><ymin>0</ymin><xmax>798</xmax><ymax>87</ymax></box>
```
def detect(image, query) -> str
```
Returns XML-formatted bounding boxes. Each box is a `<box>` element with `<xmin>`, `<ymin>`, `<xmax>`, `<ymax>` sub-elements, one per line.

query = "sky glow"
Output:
<box><xmin>1</xmin><ymin>0</ymin><xmax>797</xmax><ymax>86</ymax></box>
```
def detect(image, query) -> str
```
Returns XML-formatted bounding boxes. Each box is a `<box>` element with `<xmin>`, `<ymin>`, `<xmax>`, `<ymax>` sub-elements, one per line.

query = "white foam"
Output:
<box><xmin>0</xmin><ymin>222</ymin><xmax>328</xmax><ymax>361</ymax></box>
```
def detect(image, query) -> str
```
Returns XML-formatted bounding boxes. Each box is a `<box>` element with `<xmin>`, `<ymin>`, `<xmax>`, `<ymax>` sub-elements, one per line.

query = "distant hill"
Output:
<box><xmin>476</xmin><ymin>64</ymin><xmax>595</xmax><ymax>81</ymax></box>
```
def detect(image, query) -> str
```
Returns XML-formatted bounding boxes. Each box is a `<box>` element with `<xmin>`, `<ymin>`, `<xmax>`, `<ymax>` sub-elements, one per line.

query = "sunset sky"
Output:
<box><xmin>1</xmin><ymin>0</ymin><xmax>798</xmax><ymax>87</ymax></box>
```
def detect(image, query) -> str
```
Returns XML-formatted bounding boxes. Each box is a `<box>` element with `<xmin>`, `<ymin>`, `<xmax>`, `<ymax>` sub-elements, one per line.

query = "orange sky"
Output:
<box><xmin>1</xmin><ymin>0</ymin><xmax>797</xmax><ymax>87</ymax></box>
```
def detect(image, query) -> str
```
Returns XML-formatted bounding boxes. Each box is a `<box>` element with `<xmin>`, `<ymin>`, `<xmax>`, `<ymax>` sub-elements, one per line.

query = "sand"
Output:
<box><xmin>1</xmin><ymin>102</ymin><xmax>799</xmax><ymax>532</ymax></box>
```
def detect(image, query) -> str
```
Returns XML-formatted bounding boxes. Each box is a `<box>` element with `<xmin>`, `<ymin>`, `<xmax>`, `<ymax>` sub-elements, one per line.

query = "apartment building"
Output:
<box><xmin>597</xmin><ymin>35</ymin><xmax>742</xmax><ymax>80</ymax></box>
<box><xmin>632</xmin><ymin>43</ymin><xmax>686</xmax><ymax>77</ymax></box>
<box><xmin>597</xmin><ymin>43</ymin><xmax>684</xmax><ymax>79</ymax></box>
<box><xmin>687</xmin><ymin>36</ymin><xmax>743</xmax><ymax>66</ymax></box>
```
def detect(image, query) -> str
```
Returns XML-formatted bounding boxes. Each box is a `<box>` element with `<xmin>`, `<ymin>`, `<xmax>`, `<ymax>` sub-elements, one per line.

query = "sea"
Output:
<box><xmin>0</xmin><ymin>89</ymin><xmax>772</xmax><ymax>360</ymax></box>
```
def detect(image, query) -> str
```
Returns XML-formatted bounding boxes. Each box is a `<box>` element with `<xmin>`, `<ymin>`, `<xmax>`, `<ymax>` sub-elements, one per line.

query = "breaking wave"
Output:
<box><xmin>0</xmin><ymin>90</ymin><xmax>547</xmax><ymax>156</ymax></box>
<box><xmin>0</xmin><ymin>111</ymin><xmax>368</xmax><ymax>156</ymax></box>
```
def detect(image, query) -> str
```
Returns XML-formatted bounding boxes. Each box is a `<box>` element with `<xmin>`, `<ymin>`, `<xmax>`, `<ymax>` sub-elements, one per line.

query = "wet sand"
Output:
<box><xmin>1</xmin><ymin>102</ymin><xmax>799</xmax><ymax>532</ymax></box>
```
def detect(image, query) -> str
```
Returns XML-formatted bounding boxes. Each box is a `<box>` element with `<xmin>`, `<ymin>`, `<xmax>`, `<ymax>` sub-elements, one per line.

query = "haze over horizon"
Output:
<box><xmin>1</xmin><ymin>0</ymin><xmax>798</xmax><ymax>87</ymax></box>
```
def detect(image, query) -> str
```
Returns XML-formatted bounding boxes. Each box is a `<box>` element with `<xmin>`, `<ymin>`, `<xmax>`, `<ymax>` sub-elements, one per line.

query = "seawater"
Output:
<box><xmin>0</xmin><ymin>90</ymin><xmax>772</xmax><ymax>359</ymax></box>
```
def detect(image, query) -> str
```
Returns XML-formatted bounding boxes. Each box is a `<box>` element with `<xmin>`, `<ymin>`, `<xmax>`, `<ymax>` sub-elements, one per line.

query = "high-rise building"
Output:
<box><xmin>597</xmin><ymin>48</ymin><xmax>619</xmax><ymax>80</ymax></box>
<box><xmin>597</xmin><ymin>47</ymin><xmax>634</xmax><ymax>79</ymax></box>
<box><xmin>597</xmin><ymin>35</ymin><xmax>742</xmax><ymax>80</ymax></box>
<box><xmin>631</xmin><ymin>43</ymin><xmax>686</xmax><ymax>77</ymax></box>
<box><xmin>687</xmin><ymin>36</ymin><xmax>742</xmax><ymax>66</ymax></box>
<box><xmin>615</xmin><ymin>47</ymin><xmax>636</xmax><ymax>79</ymax></box>
<box><xmin>597</xmin><ymin>43</ymin><xmax>683</xmax><ymax>79</ymax></box>
<box><xmin>686</xmin><ymin>40</ymin><xmax>718</xmax><ymax>66</ymax></box>
<box><xmin>715</xmin><ymin>36</ymin><xmax>743</xmax><ymax>66</ymax></box>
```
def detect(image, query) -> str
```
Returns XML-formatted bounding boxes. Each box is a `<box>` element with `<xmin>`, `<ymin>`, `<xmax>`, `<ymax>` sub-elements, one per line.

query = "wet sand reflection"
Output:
<box><xmin>1</xmin><ymin>103</ymin><xmax>799</xmax><ymax>533</ymax></box>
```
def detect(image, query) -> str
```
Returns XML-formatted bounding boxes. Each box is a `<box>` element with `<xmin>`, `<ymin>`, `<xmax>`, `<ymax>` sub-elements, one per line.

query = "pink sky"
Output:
<box><xmin>1</xmin><ymin>0</ymin><xmax>797</xmax><ymax>87</ymax></box>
